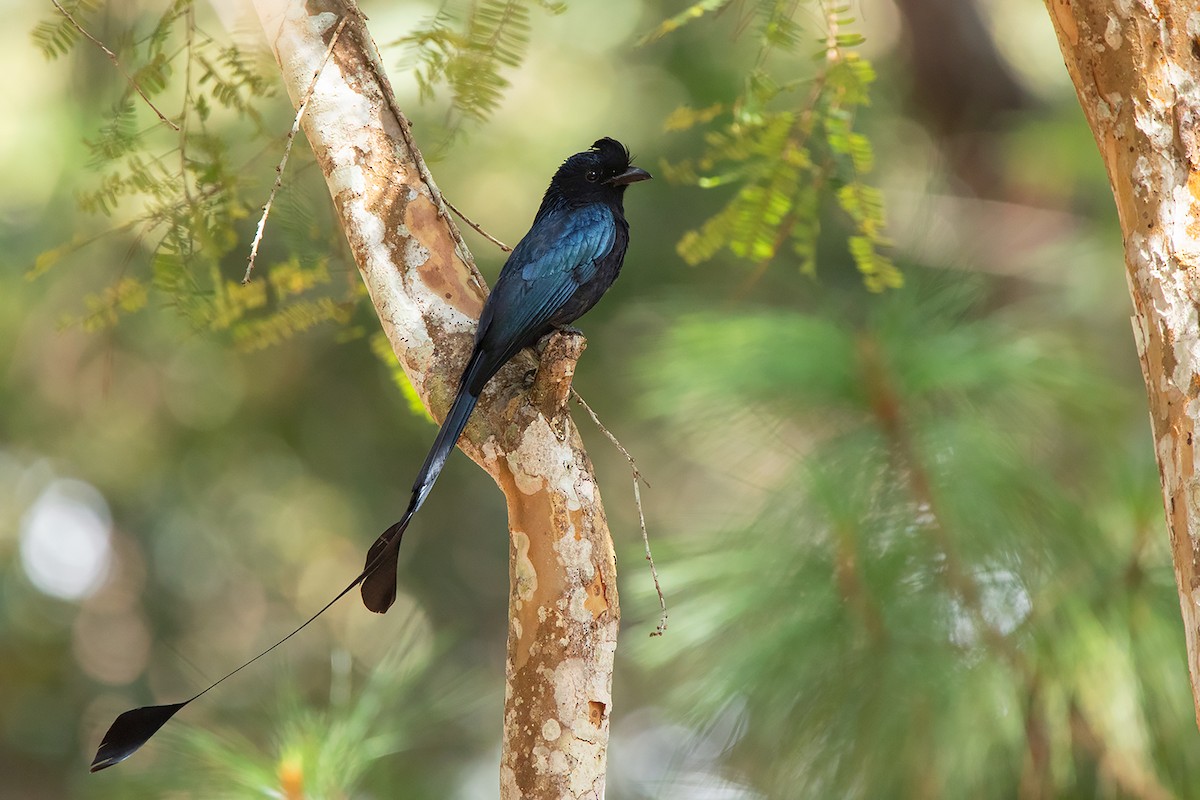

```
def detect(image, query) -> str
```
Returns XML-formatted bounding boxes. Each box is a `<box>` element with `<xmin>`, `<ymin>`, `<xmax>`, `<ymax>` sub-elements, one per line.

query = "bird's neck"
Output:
<box><xmin>534</xmin><ymin>186</ymin><xmax>625</xmax><ymax>222</ymax></box>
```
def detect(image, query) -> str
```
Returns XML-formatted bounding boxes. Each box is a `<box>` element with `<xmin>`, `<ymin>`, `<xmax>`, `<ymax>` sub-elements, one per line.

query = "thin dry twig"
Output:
<box><xmin>51</xmin><ymin>0</ymin><xmax>180</xmax><ymax>132</ymax></box>
<box><xmin>571</xmin><ymin>388</ymin><xmax>667</xmax><ymax>636</ymax></box>
<box><xmin>243</xmin><ymin>13</ymin><xmax>349</xmax><ymax>284</ymax></box>
<box><xmin>178</xmin><ymin>2</ymin><xmax>195</xmax><ymax>211</ymax></box>
<box><xmin>445</xmin><ymin>198</ymin><xmax>512</xmax><ymax>252</ymax></box>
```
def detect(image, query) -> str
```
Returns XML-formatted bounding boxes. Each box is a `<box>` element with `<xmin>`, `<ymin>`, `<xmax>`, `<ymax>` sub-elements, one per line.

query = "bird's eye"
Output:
<box><xmin>584</xmin><ymin>170</ymin><xmax>600</xmax><ymax>183</ymax></box>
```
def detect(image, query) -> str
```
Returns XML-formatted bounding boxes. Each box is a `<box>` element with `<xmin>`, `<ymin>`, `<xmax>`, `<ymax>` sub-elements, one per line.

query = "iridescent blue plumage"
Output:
<box><xmin>88</xmin><ymin>140</ymin><xmax>651</xmax><ymax>773</ymax></box>
<box><xmin>360</xmin><ymin>137</ymin><xmax>651</xmax><ymax>613</ymax></box>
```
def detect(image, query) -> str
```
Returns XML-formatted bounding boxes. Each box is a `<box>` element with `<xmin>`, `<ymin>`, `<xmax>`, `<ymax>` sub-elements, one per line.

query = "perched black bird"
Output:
<box><xmin>360</xmin><ymin>136</ymin><xmax>651</xmax><ymax>613</ymax></box>
<box><xmin>88</xmin><ymin>137</ymin><xmax>648</xmax><ymax>773</ymax></box>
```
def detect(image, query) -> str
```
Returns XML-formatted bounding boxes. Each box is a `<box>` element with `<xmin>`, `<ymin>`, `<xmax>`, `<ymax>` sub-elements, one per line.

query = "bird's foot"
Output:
<box><xmin>530</xmin><ymin>331</ymin><xmax>587</xmax><ymax>423</ymax></box>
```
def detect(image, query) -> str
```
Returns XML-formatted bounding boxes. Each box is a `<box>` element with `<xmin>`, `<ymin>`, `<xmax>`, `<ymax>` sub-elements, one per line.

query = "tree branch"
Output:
<box><xmin>244</xmin><ymin>12</ymin><xmax>349</xmax><ymax>284</ymax></box>
<box><xmin>1042</xmin><ymin>0</ymin><xmax>1200</xmax><ymax>727</ymax></box>
<box><xmin>252</xmin><ymin>2</ymin><xmax>620</xmax><ymax>796</ymax></box>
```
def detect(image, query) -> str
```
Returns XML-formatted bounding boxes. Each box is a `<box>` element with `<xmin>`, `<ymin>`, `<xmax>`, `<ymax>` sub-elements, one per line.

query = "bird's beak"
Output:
<box><xmin>606</xmin><ymin>166</ymin><xmax>652</xmax><ymax>186</ymax></box>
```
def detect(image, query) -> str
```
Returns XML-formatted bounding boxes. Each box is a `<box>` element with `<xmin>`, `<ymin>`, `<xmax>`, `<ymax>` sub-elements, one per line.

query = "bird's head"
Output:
<box><xmin>548</xmin><ymin>137</ymin><xmax>652</xmax><ymax>205</ymax></box>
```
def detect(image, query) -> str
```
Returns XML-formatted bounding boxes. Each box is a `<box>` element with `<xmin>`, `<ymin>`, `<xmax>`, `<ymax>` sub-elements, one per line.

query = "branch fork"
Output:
<box><xmin>252</xmin><ymin>2</ymin><xmax>619</xmax><ymax>796</ymax></box>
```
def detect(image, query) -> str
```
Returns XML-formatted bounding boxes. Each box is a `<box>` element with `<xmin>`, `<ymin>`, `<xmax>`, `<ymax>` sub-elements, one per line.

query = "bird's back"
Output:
<box><xmin>470</xmin><ymin>201</ymin><xmax>625</xmax><ymax>388</ymax></box>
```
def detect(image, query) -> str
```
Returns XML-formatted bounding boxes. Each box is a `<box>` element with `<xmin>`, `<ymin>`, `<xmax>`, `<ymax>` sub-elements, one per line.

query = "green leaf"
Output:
<box><xmin>847</xmin><ymin>235</ymin><xmax>901</xmax><ymax>292</ymax></box>
<box><xmin>638</xmin><ymin>0</ymin><xmax>736</xmax><ymax>45</ymax></box>
<box><xmin>663</xmin><ymin>104</ymin><xmax>725</xmax><ymax>132</ymax></box>
<box><xmin>30</xmin><ymin>0</ymin><xmax>101</xmax><ymax>60</ymax></box>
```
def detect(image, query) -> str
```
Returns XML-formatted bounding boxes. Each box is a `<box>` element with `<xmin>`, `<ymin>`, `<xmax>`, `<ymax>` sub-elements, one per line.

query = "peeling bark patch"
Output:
<box><xmin>587</xmin><ymin>700</ymin><xmax>606</xmax><ymax>727</ymax></box>
<box><xmin>583</xmin><ymin>566</ymin><xmax>608</xmax><ymax>619</ymax></box>
<box><xmin>498</xmin><ymin>460</ymin><xmax>569</xmax><ymax>672</ymax></box>
<box><xmin>1189</xmin><ymin>173</ymin><xmax>1200</xmax><ymax>236</ymax></box>
<box><xmin>501</xmin><ymin>765</ymin><xmax>518</xmax><ymax>798</ymax></box>
<box><xmin>1050</xmin><ymin>0</ymin><xmax>1080</xmax><ymax>47</ymax></box>
<box><xmin>512</xmin><ymin>531</ymin><xmax>538</xmax><ymax>606</ymax></box>
<box><xmin>1105</xmin><ymin>13</ymin><xmax>1123</xmax><ymax>49</ymax></box>
<box><xmin>509</xmin><ymin>416</ymin><xmax>587</xmax><ymax>508</ymax></box>
<box><xmin>496</xmin><ymin>415</ymin><xmax>618</xmax><ymax>797</ymax></box>
<box><xmin>551</xmin><ymin>657</ymin><xmax>612</xmax><ymax>738</ymax></box>
<box><xmin>404</xmin><ymin>194</ymin><xmax>486</xmax><ymax>321</ymax></box>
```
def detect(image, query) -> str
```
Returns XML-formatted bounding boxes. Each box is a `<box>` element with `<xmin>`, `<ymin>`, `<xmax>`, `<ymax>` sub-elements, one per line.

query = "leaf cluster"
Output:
<box><xmin>395</xmin><ymin>0</ymin><xmax>565</xmax><ymax>143</ymax></box>
<box><xmin>30</xmin><ymin>1</ymin><xmax>373</xmax><ymax>354</ymax></box>
<box><xmin>30</xmin><ymin>0</ymin><xmax>103</xmax><ymax>59</ymax></box>
<box><xmin>652</xmin><ymin>1</ymin><xmax>899</xmax><ymax>291</ymax></box>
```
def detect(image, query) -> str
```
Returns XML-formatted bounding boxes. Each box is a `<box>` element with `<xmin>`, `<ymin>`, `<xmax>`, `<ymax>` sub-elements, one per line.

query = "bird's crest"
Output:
<box><xmin>590</xmin><ymin>137</ymin><xmax>631</xmax><ymax>165</ymax></box>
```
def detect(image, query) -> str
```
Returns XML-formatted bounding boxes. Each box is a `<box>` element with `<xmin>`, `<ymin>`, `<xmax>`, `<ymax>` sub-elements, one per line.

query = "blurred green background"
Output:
<box><xmin>3</xmin><ymin>0</ymin><xmax>1194</xmax><ymax>798</ymax></box>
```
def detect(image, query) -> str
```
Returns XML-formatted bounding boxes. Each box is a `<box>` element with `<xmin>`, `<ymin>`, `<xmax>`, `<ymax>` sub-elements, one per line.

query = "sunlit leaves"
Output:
<box><xmin>31</xmin><ymin>1</ymin><xmax>359</xmax><ymax>359</ymax></box>
<box><xmin>231</xmin><ymin>298</ymin><xmax>354</xmax><ymax>352</ymax></box>
<box><xmin>653</xmin><ymin>2</ymin><xmax>898</xmax><ymax>291</ymax></box>
<box><xmin>84</xmin><ymin>98</ymin><xmax>140</xmax><ymax>167</ymax></box>
<box><xmin>370</xmin><ymin>333</ymin><xmax>436</xmax><ymax>422</ymax></box>
<box><xmin>637</xmin><ymin>0</ymin><xmax>735</xmax><ymax>45</ymax></box>
<box><xmin>663</xmin><ymin>103</ymin><xmax>725</xmax><ymax>132</ymax></box>
<box><xmin>121</xmin><ymin>633</ymin><xmax>468</xmax><ymax>795</ymax></box>
<box><xmin>399</xmin><ymin>0</ymin><xmax>557</xmax><ymax>135</ymax></box>
<box><xmin>210</xmin><ymin>275</ymin><xmax>268</xmax><ymax>331</ymax></box>
<box><xmin>759</xmin><ymin>0</ymin><xmax>802</xmax><ymax>50</ymax></box>
<box><xmin>132</xmin><ymin>50</ymin><xmax>172</xmax><ymax>96</ymax></box>
<box><xmin>197</xmin><ymin>46</ymin><xmax>276</xmax><ymax>120</ymax></box>
<box><xmin>30</xmin><ymin>0</ymin><xmax>102</xmax><ymax>59</ymax></box>
<box><xmin>838</xmin><ymin>183</ymin><xmax>899</xmax><ymax>291</ymax></box>
<box><xmin>57</xmin><ymin>276</ymin><xmax>150</xmax><ymax>332</ymax></box>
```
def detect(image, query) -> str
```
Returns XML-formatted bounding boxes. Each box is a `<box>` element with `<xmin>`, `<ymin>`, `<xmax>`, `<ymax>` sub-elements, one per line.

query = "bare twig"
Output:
<box><xmin>572</xmin><ymin>388</ymin><xmax>667</xmax><ymax>636</ymax></box>
<box><xmin>243</xmin><ymin>13</ymin><xmax>349</xmax><ymax>284</ymax></box>
<box><xmin>445</xmin><ymin>198</ymin><xmax>512</xmax><ymax>252</ymax></box>
<box><xmin>178</xmin><ymin>2</ymin><xmax>195</xmax><ymax>212</ymax></box>
<box><xmin>51</xmin><ymin>0</ymin><xmax>180</xmax><ymax>132</ymax></box>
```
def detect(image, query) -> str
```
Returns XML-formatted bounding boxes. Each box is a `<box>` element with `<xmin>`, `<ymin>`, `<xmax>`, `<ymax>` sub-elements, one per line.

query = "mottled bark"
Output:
<box><xmin>252</xmin><ymin>2</ymin><xmax>620</xmax><ymax>795</ymax></box>
<box><xmin>1042</xmin><ymin>0</ymin><xmax>1200</xmax><ymax>725</ymax></box>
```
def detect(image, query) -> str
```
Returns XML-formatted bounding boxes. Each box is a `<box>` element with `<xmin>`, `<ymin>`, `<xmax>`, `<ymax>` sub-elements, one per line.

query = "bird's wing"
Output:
<box><xmin>474</xmin><ymin>204</ymin><xmax>616</xmax><ymax>371</ymax></box>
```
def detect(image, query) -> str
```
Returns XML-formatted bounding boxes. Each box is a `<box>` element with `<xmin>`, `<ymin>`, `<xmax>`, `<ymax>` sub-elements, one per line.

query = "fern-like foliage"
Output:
<box><xmin>32</xmin><ymin>0</ymin><xmax>568</xmax><ymax>368</ymax></box>
<box><xmin>396</xmin><ymin>0</ymin><xmax>565</xmax><ymax>142</ymax></box>
<box><xmin>652</xmin><ymin>1</ymin><xmax>900</xmax><ymax>291</ymax></box>
<box><xmin>638</xmin><ymin>0</ymin><xmax>734</xmax><ymax>45</ymax></box>
<box><xmin>29</xmin><ymin>0</ymin><xmax>368</xmax><ymax>353</ymax></box>
<box><xmin>31</xmin><ymin>0</ymin><xmax>575</xmax><ymax>370</ymax></box>
<box><xmin>30</xmin><ymin>0</ymin><xmax>103</xmax><ymax>59</ymax></box>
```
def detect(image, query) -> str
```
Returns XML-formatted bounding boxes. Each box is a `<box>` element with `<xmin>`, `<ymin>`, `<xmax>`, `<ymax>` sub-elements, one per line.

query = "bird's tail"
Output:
<box><xmin>360</xmin><ymin>350</ymin><xmax>487</xmax><ymax>613</ymax></box>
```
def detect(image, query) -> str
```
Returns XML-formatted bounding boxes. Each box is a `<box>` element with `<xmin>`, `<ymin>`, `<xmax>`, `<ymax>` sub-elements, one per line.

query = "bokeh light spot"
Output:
<box><xmin>72</xmin><ymin>609</ymin><xmax>152</xmax><ymax>686</ymax></box>
<box><xmin>19</xmin><ymin>478</ymin><xmax>113</xmax><ymax>601</ymax></box>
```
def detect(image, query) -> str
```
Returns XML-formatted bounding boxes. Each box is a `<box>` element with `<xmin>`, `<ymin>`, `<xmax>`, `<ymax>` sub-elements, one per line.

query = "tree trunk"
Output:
<box><xmin>252</xmin><ymin>2</ymin><xmax>620</xmax><ymax>796</ymax></box>
<box><xmin>1042</xmin><ymin>0</ymin><xmax>1200</xmax><ymax>726</ymax></box>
